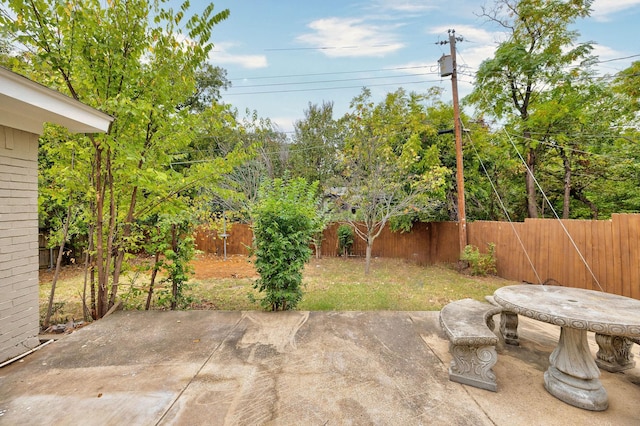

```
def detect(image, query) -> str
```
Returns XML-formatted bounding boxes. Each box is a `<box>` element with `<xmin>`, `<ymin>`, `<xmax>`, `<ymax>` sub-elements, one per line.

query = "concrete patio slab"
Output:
<box><xmin>0</xmin><ymin>310</ymin><xmax>639</xmax><ymax>425</ymax></box>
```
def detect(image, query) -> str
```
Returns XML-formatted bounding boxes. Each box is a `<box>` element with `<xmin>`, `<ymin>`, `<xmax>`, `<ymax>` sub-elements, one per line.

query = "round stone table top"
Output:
<box><xmin>493</xmin><ymin>285</ymin><xmax>640</xmax><ymax>337</ymax></box>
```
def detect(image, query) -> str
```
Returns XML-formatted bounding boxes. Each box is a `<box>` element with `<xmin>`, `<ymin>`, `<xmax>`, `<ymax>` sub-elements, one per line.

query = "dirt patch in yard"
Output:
<box><xmin>191</xmin><ymin>254</ymin><xmax>258</xmax><ymax>280</ymax></box>
<box><xmin>39</xmin><ymin>264</ymin><xmax>85</xmax><ymax>284</ymax></box>
<box><xmin>39</xmin><ymin>254</ymin><xmax>258</xmax><ymax>284</ymax></box>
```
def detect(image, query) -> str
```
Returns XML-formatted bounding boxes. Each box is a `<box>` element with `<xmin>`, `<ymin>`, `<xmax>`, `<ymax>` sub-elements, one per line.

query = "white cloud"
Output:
<box><xmin>270</xmin><ymin>115</ymin><xmax>299</xmax><ymax>134</ymax></box>
<box><xmin>592</xmin><ymin>44</ymin><xmax>624</xmax><ymax>61</ymax></box>
<box><xmin>373</xmin><ymin>0</ymin><xmax>438</xmax><ymax>13</ymax></box>
<box><xmin>210</xmin><ymin>42</ymin><xmax>268</xmax><ymax>69</ymax></box>
<box><xmin>297</xmin><ymin>17</ymin><xmax>404</xmax><ymax>58</ymax></box>
<box><xmin>590</xmin><ymin>44</ymin><xmax>635</xmax><ymax>74</ymax></box>
<box><xmin>591</xmin><ymin>0</ymin><xmax>640</xmax><ymax>21</ymax></box>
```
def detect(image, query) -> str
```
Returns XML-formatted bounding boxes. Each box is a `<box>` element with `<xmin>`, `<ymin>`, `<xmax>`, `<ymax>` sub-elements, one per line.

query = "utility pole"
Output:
<box><xmin>439</xmin><ymin>29</ymin><xmax>467</xmax><ymax>254</ymax></box>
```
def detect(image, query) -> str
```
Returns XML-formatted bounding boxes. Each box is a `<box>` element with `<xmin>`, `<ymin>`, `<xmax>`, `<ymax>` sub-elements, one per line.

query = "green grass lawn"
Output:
<box><xmin>297</xmin><ymin>257</ymin><xmax>512</xmax><ymax>311</ymax></box>
<box><xmin>39</xmin><ymin>256</ymin><xmax>515</xmax><ymax>326</ymax></box>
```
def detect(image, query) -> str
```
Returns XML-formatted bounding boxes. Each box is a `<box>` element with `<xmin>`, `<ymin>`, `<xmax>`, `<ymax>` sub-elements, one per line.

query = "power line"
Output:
<box><xmin>224</xmin><ymin>79</ymin><xmax>445</xmax><ymax>96</ymax></box>
<box><xmin>230</xmin><ymin>65</ymin><xmax>432</xmax><ymax>81</ymax></box>
<box><xmin>263</xmin><ymin>44</ymin><xmax>395</xmax><ymax>52</ymax></box>
<box><xmin>598</xmin><ymin>53</ymin><xmax>640</xmax><ymax>63</ymax></box>
<box><xmin>229</xmin><ymin>72</ymin><xmax>439</xmax><ymax>89</ymax></box>
<box><xmin>224</xmin><ymin>51</ymin><xmax>638</xmax><ymax>97</ymax></box>
<box><xmin>506</xmin><ymin>132</ymin><xmax>639</xmax><ymax>163</ymax></box>
<box><xmin>456</xmin><ymin>50</ymin><xmax>640</xmax><ymax>80</ymax></box>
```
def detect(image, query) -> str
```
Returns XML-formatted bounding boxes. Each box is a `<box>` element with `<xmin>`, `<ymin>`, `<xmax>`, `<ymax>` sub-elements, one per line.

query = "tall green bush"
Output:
<box><xmin>337</xmin><ymin>224</ymin><xmax>354</xmax><ymax>257</ymax></box>
<box><xmin>251</xmin><ymin>176</ymin><xmax>320</xmax><ymax>311</ymax></box>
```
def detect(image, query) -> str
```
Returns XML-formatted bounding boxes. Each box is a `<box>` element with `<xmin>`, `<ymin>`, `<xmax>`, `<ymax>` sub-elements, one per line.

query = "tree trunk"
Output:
<box><xmin>106</xmin><ymin>150</ymin><xmax>117</xmax><ymax>312</ymax></box>
<box><xmin>365</xmin><ymin>240</ymin><xmax>372</xmax><ymax>275</ymax></box>
<box><xmin>525</xmin><ymin>146</ymin><xmax>538</xmax><ymax>218</ymax></box>
<box><xmin>90</xmin><ymin>265</ymin><xmax>96</xmax><ymax>319</ymax></box>
<box><xmin>146</xmin><ymin>251</ymin><xmax>161</xmax><ymax>310</ymax></box>
<box><xmin>82</xmin><ymin>223</ymin><xmax>94</xmax><ymax>321</ymax></box>
<box><xmin>110</xmin><ymin>153</ymin><xmax>144</xmax><ymax>307</ymax></box>
<box><xmin>171</xmin><ymin>224</ymin><xmax>178</xmax><ymax>310</ymax></box>
<box><xmin>562</xmin><ymin>153</ymin><xmax>571</xmax><ymax>219</ymax></box>
<box><xmin>43</xmin><ymin>205</ymin><xmax>72</xmax><ymax>328</ymax></box>
<box><xmin>571</xmin><ymin>188</ymin><xmax>599</xmax><ymax>219</ymax></box>
<box><xmin>93</xmin><ymin>141</ymin><xmax>108</xmax><ymax>319</ymax></box>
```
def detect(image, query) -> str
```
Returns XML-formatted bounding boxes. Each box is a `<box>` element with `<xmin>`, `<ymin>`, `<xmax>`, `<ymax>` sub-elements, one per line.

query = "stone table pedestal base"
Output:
<box><xmin>544</xmin><ymin>327</ymin><xmax>608</xmax><ymax>411</ymax></box>
<box><xmin>595</xmin><ymin>334</ymin><xmax>636</xmax><ymax>372</ymax></box>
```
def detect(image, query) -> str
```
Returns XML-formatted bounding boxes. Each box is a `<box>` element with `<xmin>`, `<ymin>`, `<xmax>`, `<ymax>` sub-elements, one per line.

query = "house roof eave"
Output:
<box><xmin>0</xmin><ymin>67</ymin><xmax>114</xmax><ymax>135</ymax></box>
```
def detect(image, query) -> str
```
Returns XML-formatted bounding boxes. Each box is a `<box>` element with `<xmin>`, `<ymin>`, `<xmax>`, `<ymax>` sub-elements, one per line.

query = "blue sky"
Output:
<box><xmin>197</xmin><ymin>0</ymin><xmax>640</xmax><ymax>134</ymax></box>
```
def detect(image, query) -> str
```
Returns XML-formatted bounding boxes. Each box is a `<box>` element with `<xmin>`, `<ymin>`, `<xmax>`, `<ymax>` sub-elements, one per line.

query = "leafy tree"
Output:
<box><xmin>467</xmin><ymin>0</ymin><xmax>594</xmax><ymax>218</ymax></box>
<box><xmin>188</xmin><ymin>110</ymin><xmax>289</xmax><ymax>226</ymax></box>
<box><xmin>526</xmin><ymin>74</ymin><xmax>628</xmax><ymax>219</ymax></box>
<box><xmin>250</xmin><ymin>176</ymin><xmax>321</xmax><ymax>311</ymax></box>
<box><xmin>37</xmin><ymin>127</ymin><xmax>94</xmax><ymax>325</ymax></box>
<box><xmin>181</xmin><ymin>63</ymin><xmax>231</xmax><ymax>113</ymax></box>
<box><xmin>339</xmin><ymin>88</ymin><xmax>449</xmax><ymax>274</ymax></box>
<box><xmin>290</xmin><ymin>101</ymin><xmax>344</xmax><ymax>190</ymax></box>
<box><xmin>337</xmin><ymin>224</ymin><xmax>354</xmax><ymax>257</ymax></box>
<box><xmin>614</xmin><ymin>61</ymin><xmax>640</xmax><ymax>114</ymax></box>
<box><xmin>0</xmin><ymin>23</ymin><xmax>14</xmax><ymax>66</ymax></box>
<box><xmin>1</xmin><ymin>0</ymin><xmax>232</xmax><ymax>318</ymax></box>
<box><xmin>410</xmin><ymin>97</ymin><xmax>522</xmax><ymax>222</ymax></box>
<box><xmin>564</xmin><ymin>61</ymin><xmax>640</xmax><ymax>218</ymax></box>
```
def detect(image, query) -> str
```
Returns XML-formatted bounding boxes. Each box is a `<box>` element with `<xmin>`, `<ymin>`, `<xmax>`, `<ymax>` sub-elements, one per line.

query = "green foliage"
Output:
<box><xmin>468</xmin><ymin>0</ymin><xmax>597</xmax><ymax>219</ymax></box>
<box><xmin>142</xmin><ymin>213</ymin><xmax>197</xmax><ymax>310</ymax></box>
<box><xmin>119</xmin><ymin>271</ymin><xmax>146</xmax><ymax>311</ymax></box>
<box><xmin>162</xmin><ymin>233</ymin><xmax>197</xmax><ymax>310</ymax></box>
<box><xmin>614</xmin><ymin>61</ymin><xmax>640</xmax><ymax>113</ymax></box>
<box><xmin>339</xmin><ymin>88</ymin><xmax>449</xmax><ymax>273</ymax></box>
<box><xmin>461</xmin><ymin>243</ymin><xmax>497</xmax><ymax>276</ymax></box>
<box><xmin>1</xmin><ymin>0</ymin><xmax>236</xmax><ymax>317</ymax></box>
<box><xmin>337</xmin><ymin>224</ymin><xmax>354</xmax><ymax>256</ymax></box>
<box><xmin>290</xmin><ymin>101</ymin><xmax>344</xmax><ymax>190</ymax></box>
<box><xmin>250</xmin><ymin>176</ymin><xmax>321</xmax><ymax>311</ymax></box>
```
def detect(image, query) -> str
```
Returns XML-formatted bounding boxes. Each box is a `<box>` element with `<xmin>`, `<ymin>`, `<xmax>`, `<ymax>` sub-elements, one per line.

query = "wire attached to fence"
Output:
<box><xmin>463</xmin><ymin>129</ymin><xmax>543</xmax><ymax>285</ymax></box>
<box><xmin>500</xmin><ymin>129</ymin><xmax>604</xmax><ymax>291</ymax></box>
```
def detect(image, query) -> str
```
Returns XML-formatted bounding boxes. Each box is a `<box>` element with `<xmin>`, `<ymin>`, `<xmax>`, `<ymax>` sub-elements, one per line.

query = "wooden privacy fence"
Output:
<box><xmin>194</xmin><ymin>214</ymin><xmax>640</xmax><ymax>299</ymax></box>
<box><xmin>194</xmin><ymin>221</ymin><xmax>461</xmax><ymax>264</ymax></box>
<box><xmin>319</xmin><ymin>222</ymin><xmax>460</xmax><ymax>264</ymax></box>
<box><xmin>468</xmin><ymin>214</ymin><xmax>640</xmax><ymax>299</ymax></box>
<box><xmin>194</xmin><ymin>225</ymin><xmax>254</xmax><ymax>256</ymax></box>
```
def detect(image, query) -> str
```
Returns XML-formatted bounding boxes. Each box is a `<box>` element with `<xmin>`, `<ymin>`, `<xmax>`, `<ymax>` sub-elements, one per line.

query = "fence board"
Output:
<box><xmin>539</xmin><ymin>219</ymin><xmax>552</xmax><ymax>283</ymax></box>
<box><xmin>611</xmin><ymin>216</ymin><xmax>623</xmax><ymax>296</ymax></box>
<box><xmin>603</xmin><ymin>220</ymin><xmax>613</xmax><ymax>293</ymax></box>
<box><xmin>194</xmin><ymin>225</ymin><xmax>253</xmax><ymax>257</ymax></box>
<box><xmin>523</xmin><ymin>221</ymin><xmax>539</xmax><ymax>283</ymax></box>
<box><xmin>590</xmin><ymin>221</ymin><xmax>602</xmax><ymax>291</ymax></box>
<box><xmin>617</xmin><ymin>214</ymin><xmax>632</xmax><ymax>297</ymax></box>
<box><xmin>574</xmin><ymin>220</ymin><xmax>588</xmax><ymax>289</ymax></box>
<box><xmin>627</xmin><ymin>214</ymin><xmax>640</xmax><ymax>299</ymax></box>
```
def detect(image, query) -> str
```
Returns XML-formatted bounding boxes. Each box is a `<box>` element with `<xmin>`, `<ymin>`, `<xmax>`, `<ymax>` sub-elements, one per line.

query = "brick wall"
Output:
<box><xmin>0</xmin><ymin>125</ymin><xmax>41</xmax><ymax>363</ymax></box>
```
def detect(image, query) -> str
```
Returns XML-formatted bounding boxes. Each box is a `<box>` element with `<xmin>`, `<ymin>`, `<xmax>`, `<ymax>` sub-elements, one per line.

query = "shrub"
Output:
<box><xmin>142</xmin><ymin>214</ymin><xmax>196</xmax><ymax>310</ymax></box>
<box><xmin>461</xmin><ymin>243</ymin><xmax>497</xmax><ymax>276</ymax></box>
<box><xmin>337</xmin><ymin>224</ymin><xmax>354</xmax><ymax>257</ymax></box>
<box><xmin>251</xmin><ymin>176</ymin><xmax>320</xmax><ymax>311</ymax></box>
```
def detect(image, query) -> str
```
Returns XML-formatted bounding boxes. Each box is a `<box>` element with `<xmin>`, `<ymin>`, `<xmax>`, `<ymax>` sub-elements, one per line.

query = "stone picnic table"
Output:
<box><xmin>493</xmin><ymin>284</ymin><xmax>640</xmax><ymax>411</ymax></box>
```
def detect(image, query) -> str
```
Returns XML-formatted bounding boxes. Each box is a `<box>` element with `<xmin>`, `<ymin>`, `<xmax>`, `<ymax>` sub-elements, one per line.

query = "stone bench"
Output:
<box><xmin>439</xmin><ymin>298</ymin><xmax>502</xmax><ymax>392</ymax></box>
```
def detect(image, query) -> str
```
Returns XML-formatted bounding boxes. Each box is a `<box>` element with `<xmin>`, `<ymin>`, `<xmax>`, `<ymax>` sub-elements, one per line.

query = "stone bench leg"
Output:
<box><xmin>500</xmin><ymin>311</ymin><xmax>519</xmax><ymax>346</ymax></box>
<box><xmin>595</xmin><ymin>333</ymin><xmax>636</xmax><ymax>372</ymax></box>
<box><xmin>449</xmin><ymin>343</ymin><xmax>498</xmax><ymax>392</ymax></box>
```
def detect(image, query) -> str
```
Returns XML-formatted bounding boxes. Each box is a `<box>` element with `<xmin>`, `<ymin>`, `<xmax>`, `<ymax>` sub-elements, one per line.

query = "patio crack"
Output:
<box><xmin>154</xmin><ymin>313</ymin><xmax>247</xmax><ymax>425</ymax></box>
